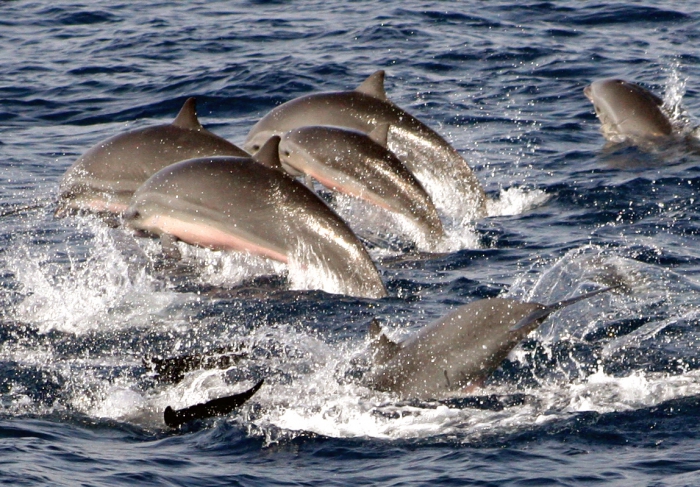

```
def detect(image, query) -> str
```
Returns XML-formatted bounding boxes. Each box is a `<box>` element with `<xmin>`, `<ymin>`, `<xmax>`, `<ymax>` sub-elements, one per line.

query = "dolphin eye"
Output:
<box><xmin>252</xmin><ymin>144</ymin><xmax>260</xmax><ymax>152</ymax></box>
<box><xmin>283</xmin><ymin>150</ymin><xmax>291</xmax><ymax>157</ymax></box>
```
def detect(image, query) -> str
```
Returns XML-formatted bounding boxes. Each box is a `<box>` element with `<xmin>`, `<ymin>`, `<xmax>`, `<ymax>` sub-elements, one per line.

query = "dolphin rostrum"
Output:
<box><xmin>57</xmin><ymin>98</ymin><xmax>248</xmax><ymax>216</ymax></box>
<box><xmin>278</xmin><ymin>125</ymin><xmax>445</xmax><ymax>245</ymax></box>
<box><xmin>124</xmin><ymin>137</ymin><xmax>387</xmax><ymax>299</ymax></box>
<box><xmin>244</xmin><ymin>71</ymin><xmax>487</xmax><ymax>221</ymax></box>
<box><xmin>366</xmin><ymin>286</ymin><xmax>616</xmax><ymax>399</ymax></box>
<box><xmin>584</xmin><ymin>79</ymin><xmax>673</xmax><ymax>142</ymax></box>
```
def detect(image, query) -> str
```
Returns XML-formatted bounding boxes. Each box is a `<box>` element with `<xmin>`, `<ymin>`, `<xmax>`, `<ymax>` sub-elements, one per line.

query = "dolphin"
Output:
<box><xmin>144</xmin><ymin>345</ymin><xmax>247</xmax><ymax>384</ymax></box>
<box><xmin>57</xmin><ymin>98</ymin><xmax>249</xmax><ymax>216</ymax></box>
<box><xmin>584</xmin><ymin>79</ymin><xmax>673</xmax><ymax>142</ymax></box>
<box><xmin>124</xmin><ymin>137</ymin><xmax>387</xmax><ymax>299</ymax></box>
<box><xmin>366</xmin><ymin>286</ymin><xmax>616</xmax><ymax>399</ymax></box>
<box><xmin>278</xmin><ymin>125</ymin><xmax>445</xmax><ymax>244</ymax></box>
<box><xmin>244</xmin><ymin>71</ymin><xmax>487</xmax><ymax>221</ymax></box>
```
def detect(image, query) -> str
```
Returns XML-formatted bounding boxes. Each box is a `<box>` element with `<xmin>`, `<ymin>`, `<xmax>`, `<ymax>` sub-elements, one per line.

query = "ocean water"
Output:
<box><xmin>3</xmin><ymin>0</ymin><xmax>700</xmax><ymax>485</ymax></box>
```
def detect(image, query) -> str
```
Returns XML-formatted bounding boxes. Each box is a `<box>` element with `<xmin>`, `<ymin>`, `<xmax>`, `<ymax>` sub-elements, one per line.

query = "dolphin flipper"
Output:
<box><xmin>164</xmin><ymin>379</ymin><xmax>264</xmax><ymax>428</ymax></box>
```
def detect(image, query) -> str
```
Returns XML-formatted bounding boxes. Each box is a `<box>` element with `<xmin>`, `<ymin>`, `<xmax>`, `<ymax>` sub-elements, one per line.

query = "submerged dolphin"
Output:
<box><xmin>57</xmin><ymin>98</ymin><xmax>248</xmax><ymax>216</ymax></box>
<box><xmin>124</xmin><ymin>137</ymin><xmax>387</xmax><ymax>299</ymax></box>
<box><xmin>278</xmin><ymin>125</ymin><xmax>445</xmax><ymax>244</ymax></box>
<box><xmin>584</xmin><ymin>79</ymin><xmax>673</xmax><ymax>142</ymax></box>
<box><xmin>244</xmin><ymin>71</ymin><xmax>487</xmax><ymax>221</ymax></box>
<box><xmin>366</xmin><ymin>286</ymin><xmax>615</xmax><ymax>399</ymax></box>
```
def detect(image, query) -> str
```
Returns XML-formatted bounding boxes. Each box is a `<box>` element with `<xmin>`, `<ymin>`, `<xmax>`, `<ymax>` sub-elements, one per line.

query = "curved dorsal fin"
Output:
<box><xmin>172</xmin><ymin>98</ymin><xmax>203</xmax><ymax>130</ymax></box>
<box><xmin>253</xmin><ymin>136</ymin><xmax>283</xmax><ymax>171</ymax></box>
<box><xmin>355</xmin><ymin>70</ymin><xmax>388</xmax><ymax>102</ymax></box>
<box><xmin>369</xmin><ymin>319</ymin><xmax>400</xmax><ymax>365</ymax></box>
<box><xmin>367</xmin><ymin>123</ymin><xmax>390</xmax><ymax>147</ymax></box>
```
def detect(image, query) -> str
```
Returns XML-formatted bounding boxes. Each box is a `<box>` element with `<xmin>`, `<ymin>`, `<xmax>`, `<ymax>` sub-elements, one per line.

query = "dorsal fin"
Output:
<box><xmin>355</xmin><ymin>70</ymin><xmax>388</xmax><ymax>102</ymax></box>
<box><xmin>172</xmin><ymin>98</ymin><xmax>203</xmax><ymax>130</ymax></box>
<box><xmin>253</xmin><ymin>136</ymin><xmax>283</xmax><ymax>171</ymax></box>
<box><xmin>369</xmin><ymin>319</ymin><xmax>400</xmax><ymax>365</ymax></box>
<box><xmin>367</xmin><ymin>123</ymin><xmax>390</xmax><ymax>147</ymax></box>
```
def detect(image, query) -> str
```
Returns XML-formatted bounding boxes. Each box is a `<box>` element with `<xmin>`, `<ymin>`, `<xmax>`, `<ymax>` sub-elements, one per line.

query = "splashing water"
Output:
<box><xmin>8</xmin><ymin>219</ymin><xmax>179</xmax><ymax>334</ymax></box>
<box><xmin>662</xmin><ymin>61</ymin><xmax>692</xmax><ymax>130</ymax></box>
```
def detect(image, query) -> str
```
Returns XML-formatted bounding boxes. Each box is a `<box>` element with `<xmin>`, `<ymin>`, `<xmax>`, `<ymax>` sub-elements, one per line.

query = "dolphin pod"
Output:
<box><xmin>584</xmin><ymin>79</ymin><xmax>674</xmax><ymax>143</ymax></box>
<box><xmin>245</xmin><ymin>70</ymin><xmax>487</xmax><ymax>221</ymax></box>
<box><xmin>124</xmin><ymin>137</ymin><xmax>388</xmax><ymax>299</ymax></box>
<box><xmin>278</xmin><ymin>125</ymin><xmax>445</xmax><ymax>245</ymax></box>
<box><xmin>48</xmin><ymin>69</ymin><xmax>645</xmax><ymax>417</ymax></box>
<box><xmin>366</xmin><ymin>286</ymin><xmax>616</xmax><ymax>399</ymax></box>
<box><xmin>56</xmin><ymin>98</ymin><xmax>248</xmax><ymax>216</ymax></box>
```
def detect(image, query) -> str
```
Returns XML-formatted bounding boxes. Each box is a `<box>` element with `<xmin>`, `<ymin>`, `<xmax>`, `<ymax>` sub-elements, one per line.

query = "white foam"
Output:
<box><xmin>174</xmin><ymin>242</ymin><xmax>287</xmax><ymax>288</ymax></box>
<box><xmin>9</xmin><ymin>219</ymin><xmax>180</xmax><ymax>334</ymax></box>
<box><xmin>486</xmin><ymin>186</ymin><xmax>550</xmax><ymax>218</ymax></box>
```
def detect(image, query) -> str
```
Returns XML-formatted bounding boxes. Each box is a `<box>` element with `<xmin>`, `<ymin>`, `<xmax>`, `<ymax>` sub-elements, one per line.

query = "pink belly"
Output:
<box><xmin>140</xmin><ymin>214</ymin><xmax>289</xmax><ymax>263</ymax></box>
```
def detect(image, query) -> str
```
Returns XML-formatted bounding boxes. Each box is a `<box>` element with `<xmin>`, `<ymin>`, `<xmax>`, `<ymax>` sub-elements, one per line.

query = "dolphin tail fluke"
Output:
<box><xmin>510</xmin><ymin>285</ymin><xmax>621</xmax><ymax>332</ymax></box>
<box><xmin>164</xmin><ymin>379</ymin><xmax>264</xmax><ymax>429</ymax></box>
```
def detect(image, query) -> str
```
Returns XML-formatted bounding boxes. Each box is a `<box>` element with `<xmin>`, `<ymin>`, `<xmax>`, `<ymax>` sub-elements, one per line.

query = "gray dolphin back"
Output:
<box><xmin>584</xmin><ymin>79</ymin><xmax>673</xmax><ymax>141</ymax></box>
<box><xmin>244</xmin><ymin>71</ymin><xmax>487</xmax><ymax>221</ymax></box>
<box><xmin>57</xmin><ymin>98</ymin><xmax>248</xmax><ymax>216</ymax></box>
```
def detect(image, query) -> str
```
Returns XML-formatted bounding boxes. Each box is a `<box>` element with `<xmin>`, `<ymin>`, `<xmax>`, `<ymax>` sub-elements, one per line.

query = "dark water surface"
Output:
<box><xmin>3</xmin><ymin>1</ymin><xmax>700</xmax><ymax>485</ymax></box>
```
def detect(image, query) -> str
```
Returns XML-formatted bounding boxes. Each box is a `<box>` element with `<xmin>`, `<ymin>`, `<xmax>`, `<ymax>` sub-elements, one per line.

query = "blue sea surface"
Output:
<box><xmin>3</xmin><ymin>1</ymin><xmax>700</xmax><ymax>485</ymax></box>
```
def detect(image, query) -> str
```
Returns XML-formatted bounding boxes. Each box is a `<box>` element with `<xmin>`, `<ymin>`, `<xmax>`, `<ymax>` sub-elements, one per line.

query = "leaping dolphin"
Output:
<box><xmin>584</xmin><ymin>79</ymin><xmax>673</xmax><ymax>142</ymax></box>
<box><xmin>244</xmin><ymin>71</ymin><xmax>487</xmax><ymax>221</ymax></box>
<box><xmin>278</xmin><ymin>125</ymin><xmax>445</xmax><ymax>246</ymax></box>
<box><xmin>124</xmin><ymin>137</ymin><xmax>387</xmax><ymax>299</ymax></box>
<box><xmin>366</xmin><ymin>286</ymin><xmax>616</xmax><ymax>399</ymax></box>
<box><xmin>57</xmin><ymin>98</ymin><xmax>248</xmax><ymax>216</ymax></box>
